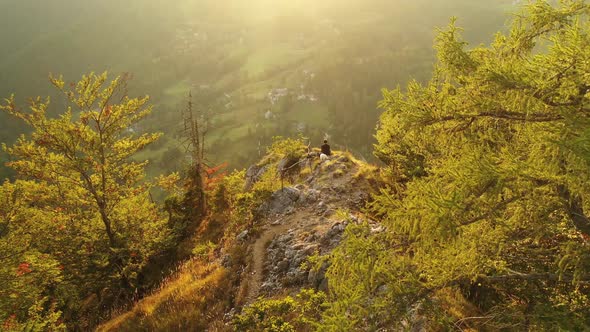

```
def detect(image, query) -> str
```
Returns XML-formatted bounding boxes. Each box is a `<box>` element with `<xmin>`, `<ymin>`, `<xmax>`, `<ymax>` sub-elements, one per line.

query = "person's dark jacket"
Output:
<box><xmin>321</xmin><ymin>143</ymin><xmax>331</xmax><ymax>156</ymax></box>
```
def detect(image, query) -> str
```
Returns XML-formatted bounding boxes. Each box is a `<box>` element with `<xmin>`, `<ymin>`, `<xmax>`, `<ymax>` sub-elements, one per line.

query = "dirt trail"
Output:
<box><xmin>241</xmin><ymin>156</ymin><xmax>362</xmax><ymax>304</ymax></box>
<box><xmin>244</xmin><ymin>210</ymin><xmax>314</xmax><ymax>302</ymax></box>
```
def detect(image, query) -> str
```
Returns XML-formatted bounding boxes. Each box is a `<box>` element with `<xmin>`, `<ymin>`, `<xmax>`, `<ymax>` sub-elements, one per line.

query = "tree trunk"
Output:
<box><xmin>558</xmin><ymin>185</ymin><xmax>590</xmax><ymax>237</ymax></box>
<box><xmin>99</xmin><ymin>204</ymin><xmax>117</xmax><ymax>248</ymax></box>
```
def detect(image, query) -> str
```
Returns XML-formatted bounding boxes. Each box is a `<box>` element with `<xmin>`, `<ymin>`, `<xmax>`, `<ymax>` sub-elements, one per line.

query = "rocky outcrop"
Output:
<box><xmin>258</xmin><ymin>214</ymin><xmax>384</xmax><ymax>297</ymax></box>
<box><xmin>257</xmin><ymin>187</ymin><xmax>301</xmax><ymax>217</ymax></box>
<box><xmin>260</xmin><ymin>220</ymin><xmax>346</xmax><ymax>295</ymax></box>
<box><xmin>244</xmin><ymin>164</ymin><xmax>268</xmax><ymax>191</ymax></box>
<box><xmin>239</xmin><ymin>151</ymin><xmax>384</xmax><ymax>304</ymax></box>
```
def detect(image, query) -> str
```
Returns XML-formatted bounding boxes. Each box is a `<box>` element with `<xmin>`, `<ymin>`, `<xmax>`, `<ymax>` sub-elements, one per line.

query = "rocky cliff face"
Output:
<box><xmin>235</xmin><ymin>152</ymin><xmax>381</xmax><ymax>306</ymax></box>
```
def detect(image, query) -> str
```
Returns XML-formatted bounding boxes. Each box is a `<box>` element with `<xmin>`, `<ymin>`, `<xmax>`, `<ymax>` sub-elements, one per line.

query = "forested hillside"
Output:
<box><xmin>3</xmin><ymin>0</ymin><xmax>588</xmax><ymax>331</ymax></box>
<box><xmin>0</xmin><ymin>0</ymin><xmax>511</xmax><ymax>180</ymax></box>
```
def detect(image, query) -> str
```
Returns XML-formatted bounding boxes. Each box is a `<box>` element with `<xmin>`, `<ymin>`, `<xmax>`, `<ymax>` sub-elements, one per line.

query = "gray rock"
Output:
<box><xmin>351</xmin><ymin>192</ymin><xmax>369</xmax><ymax>207</ymax></box>
<box><xmin>277</xmin><ymin>233</ymin><xmax>294</xmax><ymax>243</ymax></box>
<box><xmin>244</xmin><ymin>165</ymin><xmax>268</xmax><ymax>191</ymax></box>
<box><xmin>261</xmin><ymin>281</ymin><xmax>279</xmax><ymax>293</ymax></box>
<box><xmin>315</xmin><ymin>201</ymin><xmax>329</xmax><ymax>216</ymax></box>
<box><xmin>284</xmin><ymin>270</ymin><xmax>307</xmax><ymax>286</ymax></box>
<box><xmin>291</xmin><ymin>254</ymin><xmax>306</xmax><ymax>267</ymax></box>
<box><xmin>300</xmin><ymin>189</ymin><xmax>321</xmax><ymax>205</ymax></box>
<box><xmin>308</xmin><ymin>261</ymin><xmax>330</xmax><ymax>291</ymax></box>
<box><xmin>258</xmin><ymin>187</ymin><xmax>301</xmax><ymax>216</ymax></box>
<box><xmin>285</xmin><ymin>206</ymin><xmax>296</xmax><ymax>215</ymax></box>
<box><xmin>335</xmin><ymin>222</ymin><xmax>347</xmax><ymax>232</ymax></box>
<box><xmin>292</xmin><ymin>243</ymin><xmax>307</xmax><ymax>250</ymax></box>
<box><xmin>276</xmin><ymin>259</ymin><xmax>290</xmax><ymax>273</ymax></box>
<box><xmin>237</xmin><ymin>230</ymin><xmax>249</xmax><ymax>242</ymax></box>
<box><xmin>302</xmin><ymin>231</ymin><xmax>319</xmax><ymax>242</ymax></box>
<box><xmin>284</xmin><ymin>248</ymin><xmax>296</xmax><ymax>259</ymax></box>
<box><xmin>320</xmin><ymin>222</ymin><xmax>346</xmax><ymax>248</ymax></box>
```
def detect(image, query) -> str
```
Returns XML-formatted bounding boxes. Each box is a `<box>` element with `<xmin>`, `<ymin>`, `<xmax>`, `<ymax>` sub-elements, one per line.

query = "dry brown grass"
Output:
<box><xmin>96</xmin><ymin>260</ymin><xmax>230</xmax><ymax>332</ymax></box>
<box><xmin>97</xmin><ymin>149</ymin><xmax>385</xmax><ymax>331</ymax></box>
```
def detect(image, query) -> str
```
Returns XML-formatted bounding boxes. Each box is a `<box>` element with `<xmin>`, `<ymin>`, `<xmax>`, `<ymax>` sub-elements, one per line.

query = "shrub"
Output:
<box><xmin>265</xmin><ymin>136</ymin><xmax>307</xmax><ymax>163</ymax></box>
<box><xmin>233</xmin><ymin>289</ymin><xmax>327</xmax><ymax>332</ymax></box>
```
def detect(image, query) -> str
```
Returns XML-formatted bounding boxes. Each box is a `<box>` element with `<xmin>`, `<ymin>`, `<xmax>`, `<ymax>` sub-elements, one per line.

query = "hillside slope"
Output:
<box><xmin>97</xmin><ymin>150</ymin><xmax>382</xmax><ymax>331</ymax></box>
<box><xmin>0</xmin><ymin>0</ymin><xmax>511</xmax><ymax>180</ymax></box>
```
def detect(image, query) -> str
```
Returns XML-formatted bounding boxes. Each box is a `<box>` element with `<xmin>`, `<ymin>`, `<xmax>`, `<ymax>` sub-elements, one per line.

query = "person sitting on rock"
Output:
<box><xmin>320</xmin><ymin>139</ymin><xmax>331</xmax><ymax>161</ymax></box>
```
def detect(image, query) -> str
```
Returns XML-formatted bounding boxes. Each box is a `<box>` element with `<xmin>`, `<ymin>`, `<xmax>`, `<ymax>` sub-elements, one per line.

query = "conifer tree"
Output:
<box><xmin>326</xmin><ymin>1</ymin><xmax>590</xmax><ymax>329</ymax></box>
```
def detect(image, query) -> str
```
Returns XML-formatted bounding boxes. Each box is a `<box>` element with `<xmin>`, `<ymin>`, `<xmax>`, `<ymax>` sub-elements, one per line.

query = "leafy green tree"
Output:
<box><xmin>0</xmin><ymin>180</ymin><xmax>67</xmax><ymax>331</ymax></box>
<box><xmin>0</xmin><ymin>72</ymin><xmax>172</xmax><ymax>328</ymax></box>
<box><xmin>327</xmin><ymin>1</ymin><xmax>590</xmax><ymax>330</ymax></box>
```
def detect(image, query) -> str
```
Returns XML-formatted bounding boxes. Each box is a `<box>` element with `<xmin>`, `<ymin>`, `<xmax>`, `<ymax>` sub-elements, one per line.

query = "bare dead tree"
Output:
<box><xmin>181</xmin><ymin>91</ymin><xmax>210</xmax><ymax>216</ymax></box>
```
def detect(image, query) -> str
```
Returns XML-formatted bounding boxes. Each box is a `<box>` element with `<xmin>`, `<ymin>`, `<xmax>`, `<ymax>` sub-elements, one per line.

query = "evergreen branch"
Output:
<box><xmin>424</xmin><ymin>109</ymin><xmax>563</xmax><ymax>127</ymax></box>
<box><xmin>531</xmin><ymin>84</ymin><xmax>589</xmax><ymax>108</ymax></box>
<box><xmin>557</xmin><ymin>185</ymin><xmax>590</xmax><ymax>237</ymax></box>
<box><xmin>479</xmin><ymin>272</ymin><xmax>590</xmax><ymax>285</ymax></box>
<box><xmin>458</xmin><ymin>195</ymin><xmax>520</xmax><ymax>227</ymax></box>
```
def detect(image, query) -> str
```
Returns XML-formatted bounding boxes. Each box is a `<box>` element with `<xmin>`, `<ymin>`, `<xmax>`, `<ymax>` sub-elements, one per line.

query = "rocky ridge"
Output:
<box><xmin>236</xmin><ymin>152</ymin><xmax>381</xmax><ymax>304</ymax></box>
